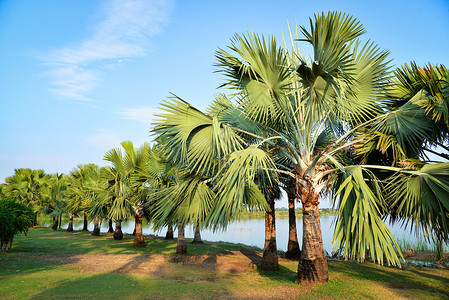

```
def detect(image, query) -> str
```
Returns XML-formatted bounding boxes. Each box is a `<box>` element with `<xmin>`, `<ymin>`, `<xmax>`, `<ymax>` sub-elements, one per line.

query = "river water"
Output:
<box><xmin>53</xmin><ymin>215</ymin><xmax>442</xmax><ymax>253</ymax></box>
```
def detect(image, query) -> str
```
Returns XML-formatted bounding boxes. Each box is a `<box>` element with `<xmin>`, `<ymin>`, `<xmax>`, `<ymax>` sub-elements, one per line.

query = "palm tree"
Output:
<box><xmin>285</xmin><ymin>178</ymin><xmax>300</xmax><ymax>259</ymax></box>
<box><xmin>192</xmin><ymin>227</ymin><xmax>203</xmax><ymax>244</ymax></box>
<box><xmin>3</xmin><ymin>168</ymin><xmax>49</xmax><ymax>225</ymax></box>
<box><xmin>151</xmin><ymin>173</ymin><xmax>216</xmax><ymax>254</ymax></box>
<box><xmin>66</xmin><ymin>166</ymin><xmax>99</xmax><ymax>233</ymax></box>
<box><xmin>103</xmin><ymin>141</ymin><xmax>152</xmax><ymax>246</ymax></box>
<box><xmin>84</xmin><ymin>166</ymin><xmax>110</xmax><ymax>236</ymax></box>
<box><xmin>141</xmin><ymin>145</ymin><xmax>184</xmax><ymax>246</ymax></box>
<box><xmin>153</xmin><ymin>12</ymin><xmax>449</xmax><ymax>285</ymax></box>
<box><xmin>68</xmin><ymin>164</ymin><xmax>101</xmax><ymax>232</ymax></box>
<box><xmin>39</xmin><ymin>174</ymin><xmax>68</xmax><ymax>231</ymax></box>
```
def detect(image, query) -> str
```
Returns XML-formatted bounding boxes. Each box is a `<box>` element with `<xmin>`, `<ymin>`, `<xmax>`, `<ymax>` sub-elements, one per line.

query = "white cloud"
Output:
<box><xmin>118</xmin><ymin>106</ymin><xmax>160</xmax><ymax>125</ymax></box>
<box><xmin>86</xmin><ymin>129</ymin><xmax>121</xmax><ymax>149</ymax></box>
<box><xmin>40</xmin><ymin>0</ymin><xmax>172</xmax><ymax>101</ymax></box>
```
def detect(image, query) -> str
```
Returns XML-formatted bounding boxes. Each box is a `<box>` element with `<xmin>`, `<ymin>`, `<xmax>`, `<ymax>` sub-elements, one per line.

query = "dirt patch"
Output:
<box><xmin>12</xmin><ymin>249</ymin><xmax>263</xmax><ymax>275</ymax></box>
<box><xmin>229</xmin><ymin>285</ymin><xmax>312</xmax><ymax>300</ymax></box>
<box><xmin>168</xmin><ymin>248</ymin><xmax>260</xmax><ymax>274</ymax></box>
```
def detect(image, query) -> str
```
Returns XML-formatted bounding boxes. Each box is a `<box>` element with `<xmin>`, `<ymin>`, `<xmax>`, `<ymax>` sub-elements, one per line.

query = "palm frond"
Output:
<box><xmin>387</xmin><ymin>162</ymin><xmax>449</xmax><ymax>242</ymax></box>
<box><xmin>332</xmin><ymin>166</ymin><xmax>402</xmax><ymax>266</ymax></box>
<box><xmin>153</xmin><ymin>95</ymin><xmax>244</xmax><ymax>175</ymax></box>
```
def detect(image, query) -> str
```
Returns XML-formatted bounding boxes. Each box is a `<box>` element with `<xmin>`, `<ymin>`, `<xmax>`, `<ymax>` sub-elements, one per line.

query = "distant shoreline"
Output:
<box><xmin>238</xmin><ymin>208</ymin><xmax>337</xmax><ymax>219</ymax></box>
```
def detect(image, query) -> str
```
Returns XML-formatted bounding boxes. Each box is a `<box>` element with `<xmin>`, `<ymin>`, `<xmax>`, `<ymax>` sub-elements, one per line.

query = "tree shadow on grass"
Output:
<box><xmin>27</xmin><ymin>252</ymin><xmax>235</xmax><ymax>299</ymax></box>
<box><xmin>0</xmin><ymin>252</ymin><xmax>81</xmax><ymax>278</ymax></box>
<box><xmin>239</xmin><ymin>248</ymin><xmax>297</xmax><ymax>283</ymax></box>
<box><xmin>29</xmin><ymin>273</ymin><xmax>142</xmax><ymax>300</ymax></box>
<box><xmin>329</xmin><ymin>260</ymin><xmax>449</xmax><ymax>298</ymax></box>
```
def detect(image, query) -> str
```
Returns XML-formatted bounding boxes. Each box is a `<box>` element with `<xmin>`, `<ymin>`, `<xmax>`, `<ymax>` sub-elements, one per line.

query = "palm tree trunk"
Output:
<box><xmin>92</xmin><ymin>218</ymin><xmax>100</xmax><ymax>236</ymax></box>
<box><xmin>165</xmin><ymin>226</ymin><xmax>174</xmax><ymax>239</ymax></box>
<box><xmin>192</xmin><ymin>227</ymin><xmax>203</xmax><ymax>244</ymax></box>
<box><xmin>67</xmin><ymin>214</ymin><xmax>74</xmax><ymax>232</ymax></box>
<box><xmin>261</xmin><ymin>197</ymin><xmax>279</xmax><ymax>270</ymax></box>
<box><xmin>82</xmin><ymin>212</ymin><xmax>89</xmax><ymax>231</ymax></box>
<box><xmin>1</xmin><ymin>235</ymin><xmax>14</xmax><ymax>252</ymax></box>
<box><xmin>0</xmin><ymin>237</ymin><xmax>6</xmax><ymax>252</ymax></box>
<box><xmin>133</xmin><ymin>211</ymin><xmax>145</xmax><ymax>247</ymax></box>
<box><xmin>176</xmin><ymin>221</ymin><xmax>187</xmax><ymax>254</ymax></box>
<box><xmin>113</xmin><ymin>220</ymin><xmax>123</xmax><ymax>240</ymax></box>
<box><xmin>285</xmin><ymin>189</ymin><xmax>300</xmax><ymax>259</ymax></box>
<box><xmin>108</xmin><ymin>219</ymin><xmax>114</xmax><ymax>233</ymax></box>
<box><xmin>7</xmin><ymin>236</ymin><xmax>13</xmax><ymax>251</ymax></box>
<box><xmin>58</xmin><ymin>214</ymin><xmax>62</xmax><ymax>229</ymax></box>
<box><xmin>298</xmin><ymin>187</ymin><xmax>328</xmax><ymax>285</ymax></box>
<box><xmin>51</xmin><ymin>216</ymin><xmax>58</xmax><ymax>230</ymax></box>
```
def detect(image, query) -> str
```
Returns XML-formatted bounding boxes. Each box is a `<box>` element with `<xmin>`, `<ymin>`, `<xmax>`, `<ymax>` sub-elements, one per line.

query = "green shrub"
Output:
<box><xmin>0</xmin><ymin>198</ymin><xmax>34</xmax><ymax>251</ymax></box>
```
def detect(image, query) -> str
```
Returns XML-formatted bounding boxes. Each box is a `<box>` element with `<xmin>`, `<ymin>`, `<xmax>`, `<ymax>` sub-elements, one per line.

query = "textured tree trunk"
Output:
<box><xmin>113</xmin><ymin>220</ymin><xmax>123</xmax><ymax>240</ymax></box>
<box><xmin>6</xmin><ymin>236</ymin><xmax>13</xmax><ymax>251</ymax></box>
<box><xmin>165</xmin><ymin>226</ymin><xmax>174</xmax><ymax>239</ymax></box>
<box><xmin>176</xmin><ymin>221</ymin><xmax>187</xmax><ymax>254</ymax></box>
<box><xmin>298</xmin><ymin>188</ymin><xmax>328</xmax><ymax>285</ymax></box>
<box><xmin>192</xmin><ymin>227</ymin><xmax>203</xmax><ymax>244</ymax></box>
<box><xmin>285</xmin><ymin>188</ymin><xmax>301</xmax><ymax>259</ymax></box>
<box><xmin>51</xmin><ymin>216</ymin><xmax>58</xmax><ymax>230</ymax></box>
<box><xmin>261</xmin><ymin>197</ymin><xmax>279</xmax><ymax>270</ymax></box>
<box><xmin>133</xmin><ymin>211</ymin><xmax>145</xmax><ymax>247</ymax></box>
<box><xmin>58</xmin><ymin>214</ymin><xmax>62</xmax><ymax>229</ymax></box>
<box><xmin>0</xmin><ymin>237</ymin><xmax>6</xmax><ymax>252</ymax></box>
<box><xmin>1</xmin><ymin>236</ymin><xmax>14</xmax><ymax>252</ymax></box>
<box><xmin>67</xmin><ymin>214</ymin><xmax>74</xmax><ymax>232</ymax></box>
<box><xmin>92</xmin><ymin>218</ymin><xmax>100</xmax><ymax>236</ymax></box>
<box><xmin>82</xmin><ymin>212</ymin><xmax>89</xmax><ymax>231</ymax></box>
<box><xmin>108</xmin><ymin>219</ymin><xmax>114</xmax><ymax>233</ymax></box>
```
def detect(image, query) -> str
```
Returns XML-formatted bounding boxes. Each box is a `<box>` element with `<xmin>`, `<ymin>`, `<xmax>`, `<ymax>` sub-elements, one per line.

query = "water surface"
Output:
<box><xmin>52</xmin><ymin>215</ymin><xmax>442</xmax><ymax>253</ymax></box>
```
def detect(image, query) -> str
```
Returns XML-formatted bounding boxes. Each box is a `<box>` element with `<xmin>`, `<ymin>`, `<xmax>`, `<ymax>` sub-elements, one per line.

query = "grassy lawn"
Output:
<box><xmin>1</xmin><ymin>228</ymin><xmax>448</xmax><ymax>299</ymax></box>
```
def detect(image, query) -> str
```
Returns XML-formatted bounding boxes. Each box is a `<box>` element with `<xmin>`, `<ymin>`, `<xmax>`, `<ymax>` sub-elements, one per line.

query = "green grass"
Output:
<box><xmin>397</xmin><ymin>236</ymin><xmax>432</xmax><ymax>252</ymax></box>
<box><xmin>1</xmin><ymin>228</ymin><xmax>448</xmax><ymax>299</ymax></box>
<box><xmin>397</xmin><ymin>236</ymin><xmax>449</xmax><ymax>259</ymax></box>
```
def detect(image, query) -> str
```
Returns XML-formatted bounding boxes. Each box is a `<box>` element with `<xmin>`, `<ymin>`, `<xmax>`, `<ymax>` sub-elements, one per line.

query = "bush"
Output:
<box><xmin>0</xmin><ymin>198</ymin><xmax>34</xmax><ymax>251</ymax></box>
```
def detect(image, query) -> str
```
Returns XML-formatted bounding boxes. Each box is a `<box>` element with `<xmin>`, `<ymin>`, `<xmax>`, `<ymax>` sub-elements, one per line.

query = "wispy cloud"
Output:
<box><xmin>118</xmin><ymin>106</ymin><xmax>160</xmax><ymax>125</ymax></box>
<box><xmin>40</xmin><ymin>0</ymin><xmax>172</xmax><ymax>101</ymax></box>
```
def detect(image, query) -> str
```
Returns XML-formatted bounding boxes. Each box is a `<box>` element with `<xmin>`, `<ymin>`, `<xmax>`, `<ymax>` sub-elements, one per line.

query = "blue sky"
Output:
<box><xmin>1</xmin><ymin>0</ymin><xmax>448</xmax><ymax>206</ymax></box>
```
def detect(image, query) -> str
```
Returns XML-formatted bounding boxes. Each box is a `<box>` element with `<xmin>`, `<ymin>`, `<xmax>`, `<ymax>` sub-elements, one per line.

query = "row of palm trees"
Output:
<box><xmin>0</xmin><ymin>139</ymin><xmax>291</xmax><ymax>254</ymax></box>
<box><xmin>1</xmin><ymin>11</ymin><xmax>448</xmax><ymax>286</ymax></box>
<box><xmin>0</xmin><ymin>142</ymin><xmax>168</xmax><ymax>247</ymax></box>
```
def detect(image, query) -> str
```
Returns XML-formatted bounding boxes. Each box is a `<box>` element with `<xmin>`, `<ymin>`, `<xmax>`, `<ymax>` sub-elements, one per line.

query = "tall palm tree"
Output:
<box><xmin>151</xmin><ymin>172</ymin><xmax>216</xmax><ymax>254</ymax></box>
<box><xmin>103</xmin><ymin>141</ymin><xmax>152</xmax><ymax>246</ymax></box>
<box><xmin>285</xmin><ymin>178</ymin><xmax>300</xmax><ymax>259</ymax></box>
<box><xmin>68</xmin><ymin>164</ymin><xmax>101</xmax><ymax>232</ymax></box>
<box><xmin>84</xmin><ymin>166</ymin><xmax>111</xmax><ymax>236</ymax></box>
<box><xmin>153</xmin><ymin>12</ymin><xmax>449</xmax><ymax>286</ymax></box>
<box><xmin>39</xmin><ymin>174</ymin><xmax>68</xmax><ymax>231</ymax></box>
<box><xmin>67</xmin><ymin>165</ymin><xmax>101</xmax><ymax>233</ymax></box>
